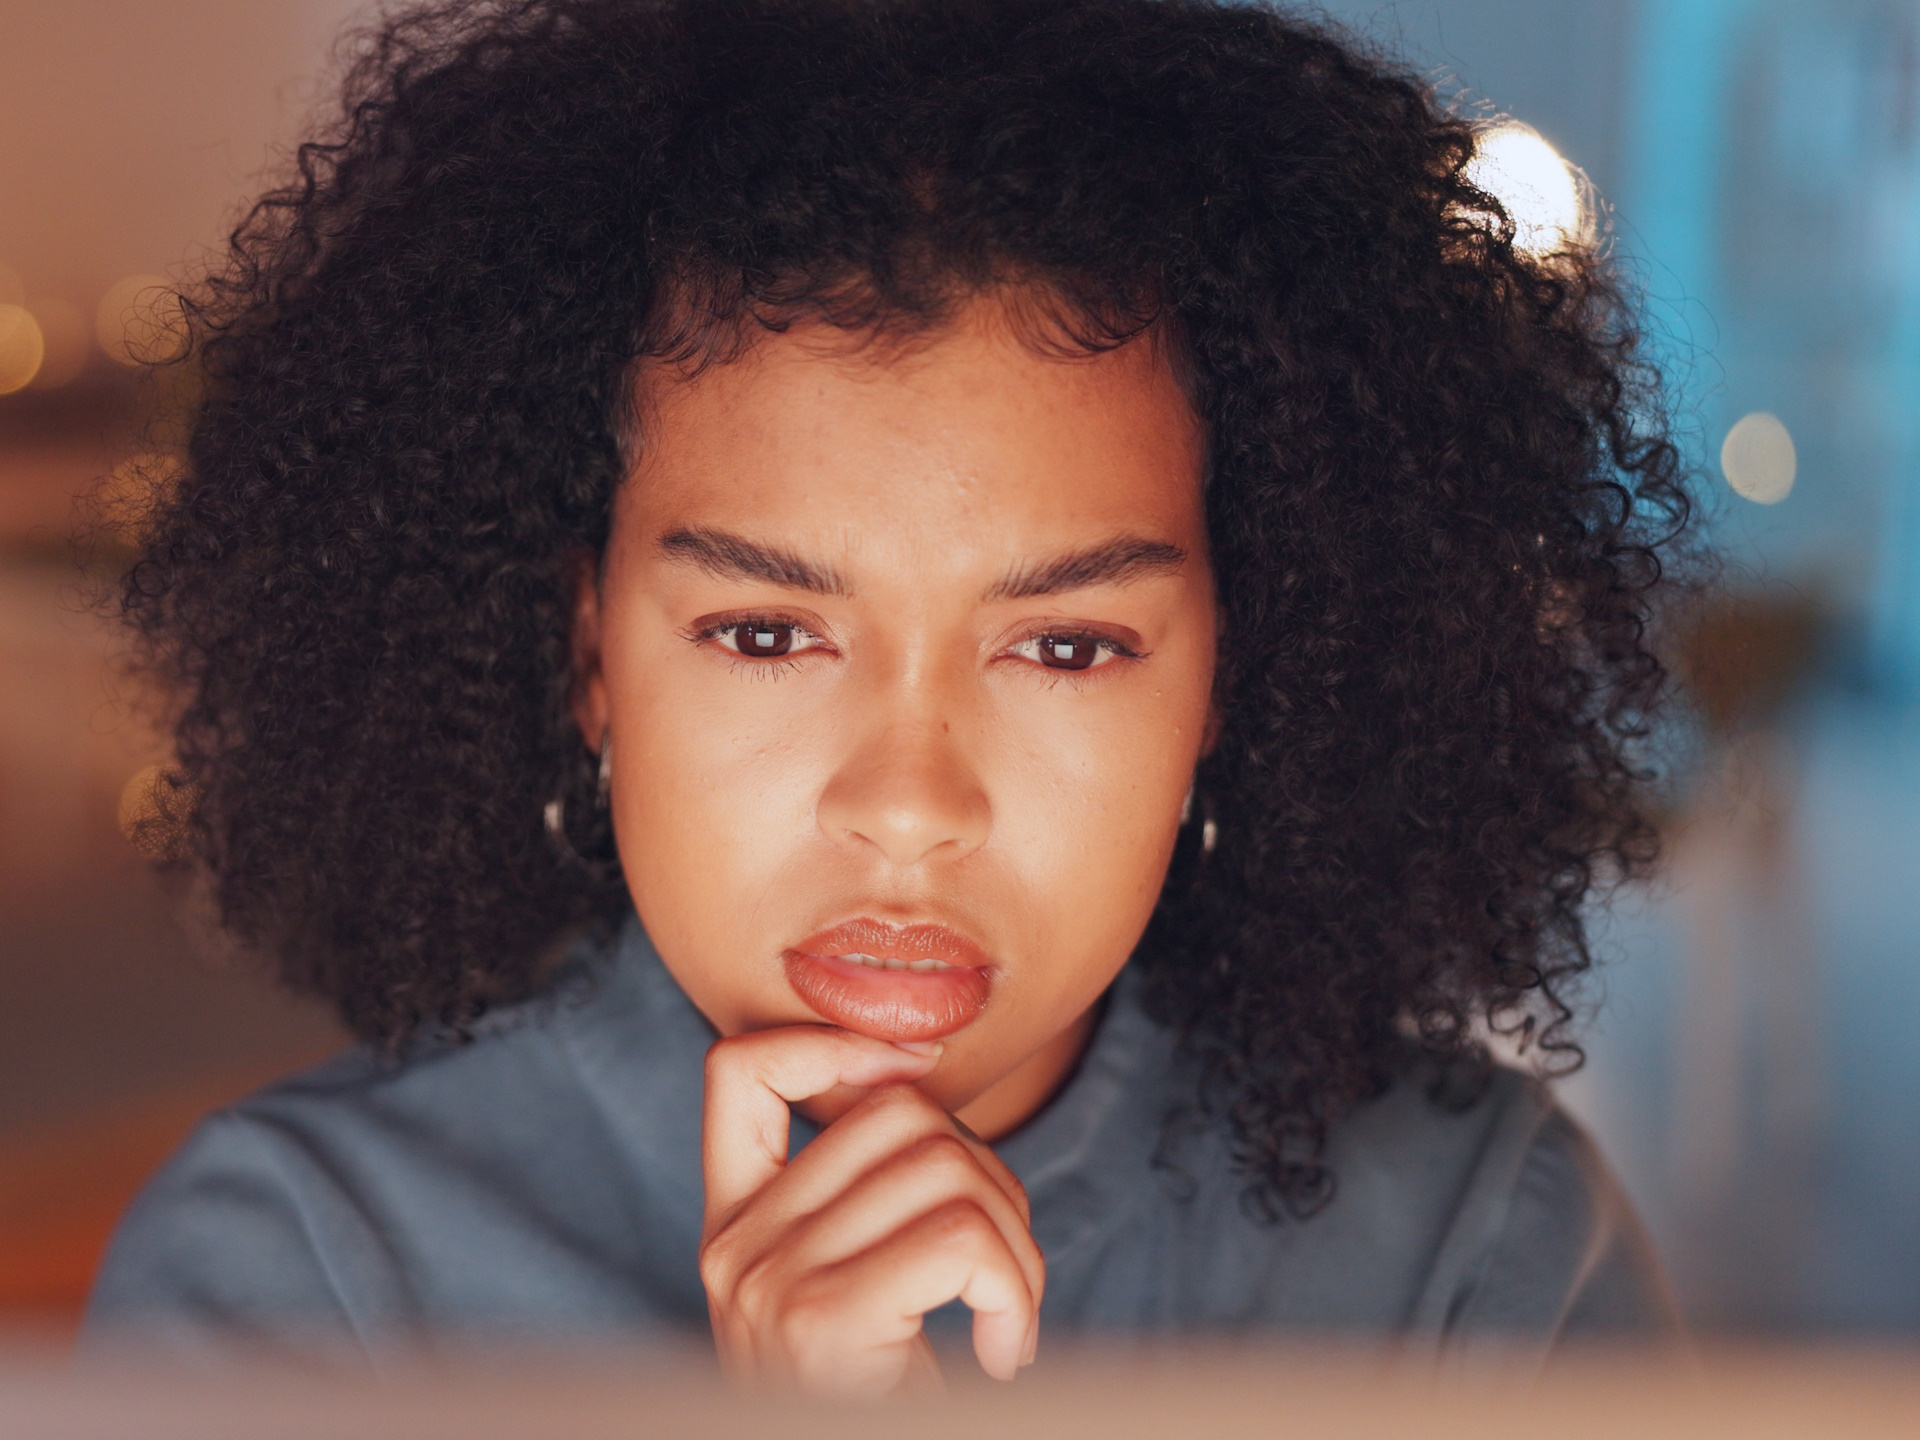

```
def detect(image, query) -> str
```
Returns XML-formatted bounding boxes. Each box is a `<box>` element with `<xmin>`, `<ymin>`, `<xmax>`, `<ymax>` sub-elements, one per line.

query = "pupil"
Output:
<box><xmin>1042</xmin><ymin>635</ymin><xmax>1095</xmax><ymax>671</ymax></box>
<box><xmin>740</xmin><ymin>624</ymin><xmax>792</xmax><ymax>657</ymax></box>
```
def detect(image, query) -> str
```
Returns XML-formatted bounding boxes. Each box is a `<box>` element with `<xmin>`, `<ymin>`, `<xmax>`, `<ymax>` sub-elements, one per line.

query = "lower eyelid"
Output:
<box><xmin>1013</xmin><ymin>637</ymin><xmax>1129</xmax><ymax>668</ymax></box>
<box><xmin>707</xmin><ymin>623</ymin><xmax>828</xmax><ymax>656</ymax></box>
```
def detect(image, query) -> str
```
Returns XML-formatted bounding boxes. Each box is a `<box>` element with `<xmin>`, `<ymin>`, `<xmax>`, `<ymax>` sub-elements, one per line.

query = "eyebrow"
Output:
<box><xmin>654</xmin><ymin>526</ymin><xmax>1186</xmax><ymax>602</ymax></box>
<box><xmin>983</xmin><ymin>537</ymin><xmax>1187</xmax><ymax>601</ymax></box>
<box><xmin>655</xmin><ymin>527</ymin><xmax>851</xmax><ymax>596</ymax></box>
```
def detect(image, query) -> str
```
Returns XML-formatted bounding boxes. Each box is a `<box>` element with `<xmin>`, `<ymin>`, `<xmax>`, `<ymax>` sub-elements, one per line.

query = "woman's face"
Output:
<box><xmin>576</xmin><ymin>294</ymin><xmax>1215</xmax><ymax>1129</ymax></box>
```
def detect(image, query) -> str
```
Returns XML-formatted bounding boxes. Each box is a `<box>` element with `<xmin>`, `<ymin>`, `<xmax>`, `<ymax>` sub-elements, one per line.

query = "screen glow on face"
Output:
<box><xmin>575</xmin><ymin>295</ymin><xmax>1217</xmax><ymax>1133</ymax></box>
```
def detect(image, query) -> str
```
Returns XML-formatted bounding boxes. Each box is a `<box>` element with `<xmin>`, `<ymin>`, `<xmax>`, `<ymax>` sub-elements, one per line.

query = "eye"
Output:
<box><xmin>711</xmin><ymin>620</ymin><xmax>824</xmax><ymax>659</ymax></box>
<box><xmin>1011</xmin><ymin>632</ymin><xmax>1129</xmax><ymax>672</ymax></box>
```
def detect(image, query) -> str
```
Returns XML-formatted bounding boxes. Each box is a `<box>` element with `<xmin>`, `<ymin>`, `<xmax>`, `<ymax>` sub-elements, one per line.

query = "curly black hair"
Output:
<box><xmin>125</xmin><ymin>0</ymin><xmax>1693</xmax><ymax>1213</ymax></box>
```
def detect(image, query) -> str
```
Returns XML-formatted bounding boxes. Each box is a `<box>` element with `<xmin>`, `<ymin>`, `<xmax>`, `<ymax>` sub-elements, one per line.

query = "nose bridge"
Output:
<box><xmin>817</xmin><ymin>638</ymin><xmax>990</xmax><ymax>867</ymax></box>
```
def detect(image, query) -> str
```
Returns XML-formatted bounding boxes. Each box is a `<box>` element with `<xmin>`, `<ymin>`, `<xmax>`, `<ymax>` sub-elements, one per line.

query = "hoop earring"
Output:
<box><xmin>1181</xmin><ymin>779</ymin><xmax>1217</xmax><ymax>856</ymax></box>
<box><xmin>543</xmin><ymin>732</ymin><xmax>615</xmax><ymax>872</ymax></box>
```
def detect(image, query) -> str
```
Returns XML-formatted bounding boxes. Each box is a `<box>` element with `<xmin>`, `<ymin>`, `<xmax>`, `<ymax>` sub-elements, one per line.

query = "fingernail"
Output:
<box><xmin>892</xmin><ymin>1040</ymin><xmax>944</xmax><ymax>1057</ymax></box>
<box><xmin>1022</xmin><ymin>1318</ymin><xmax>1039</xmax><ymax>1367</ymax></box>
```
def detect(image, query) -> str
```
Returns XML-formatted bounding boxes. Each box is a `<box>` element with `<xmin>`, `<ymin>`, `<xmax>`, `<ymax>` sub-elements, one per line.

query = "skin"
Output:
<box><xmin>570</xmin><ymin>292</ymin><xmax>1216</xmax><ymax>1395</ymax></box>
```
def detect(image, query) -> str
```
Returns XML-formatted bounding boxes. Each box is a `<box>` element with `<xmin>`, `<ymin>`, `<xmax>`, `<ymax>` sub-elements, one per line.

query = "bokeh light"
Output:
<box><xmin>27</xmin><ymin>297</ymin><xmax>90</xmax><ymax>389</ymax></box>
<box><xmin>0</xmin><ymin>304</ymin><xmax>47</xmax><ymax>394</ymax></box>
<box><xmin>117</xmin><ymin>764</ymin><xmax>194</xmax><ymax>864</ymax></box>
<box><xmin>1721</xmin><ymin>411</ymin><xmax>1797</xmax><ymax>505</ymax></box>
<box><xmin>94</xmin><ymin>273</ymin><xmax>186</xmax><ymax>366</ymax></box>
<box><xmin>1464</xmin><ymin>121</ymin><xmax>1586</xmax><ymax>258</ymax></box>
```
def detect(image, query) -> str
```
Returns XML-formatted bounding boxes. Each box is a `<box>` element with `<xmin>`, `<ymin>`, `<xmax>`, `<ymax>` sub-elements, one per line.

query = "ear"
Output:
<box><xmin>1199</xmin><ymin>598</ymin><xmax>1226</xmax><ymax>757</ymax></box>
<box><xmin>1200</xmin><ymin>697</ymin><xmax>1224</xmax><ymax>758</ymax></box>
<box><xmin>567</xmin><ymin>548</ymin><xmax>609</xmax><ymax>749</ymax></box>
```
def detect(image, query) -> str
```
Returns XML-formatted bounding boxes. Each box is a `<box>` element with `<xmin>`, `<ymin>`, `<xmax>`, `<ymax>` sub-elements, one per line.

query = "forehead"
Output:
<box><xmin>622</xmin><ymin>297</ymin><xmax>1206</xmax><ymax>568</ymax></box>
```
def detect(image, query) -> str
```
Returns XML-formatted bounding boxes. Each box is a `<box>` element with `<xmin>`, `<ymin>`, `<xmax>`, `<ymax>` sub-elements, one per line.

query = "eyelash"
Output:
<box><xmin>696</xmin><ymin>618</ymin><xmax>831</xmax><ymax>667</ymax></box>
<box><xmin>1006</xmin><ymin>631</ymin><xmax>1143</xmax><ymax>674</ymax></box>
<box><xmin>691</xmin><ymin>618</ymin><xmax>1143</xmax><ymax>676</ymax></box>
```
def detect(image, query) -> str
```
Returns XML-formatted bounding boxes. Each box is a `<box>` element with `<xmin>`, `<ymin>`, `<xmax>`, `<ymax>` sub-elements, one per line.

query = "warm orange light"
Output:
<box><xmin>27</xmin><ymin>297</ymin><xmax>90</xmax><ymax>389</ymax></box>
<box><xmin>118</xmin><ymin>763</ymin><xmax>195</xmax><ymax>862</ymax></box>
<box><xmin>95</xmin><ymin>274</ymin><xmax>186</xmax><ymax>367</ymax></box>
<box><xmin>0</xmin><ymin>304</ymin><xmax>47</xmax><ymax>394</ymax></box>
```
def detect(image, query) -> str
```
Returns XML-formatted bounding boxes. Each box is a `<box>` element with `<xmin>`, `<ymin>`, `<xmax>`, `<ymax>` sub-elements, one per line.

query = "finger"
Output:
<box><xmin>782</xmin><ymin>1200</ymin><xmax>1038</xmax><ymax>1388</ymax></box>
<box><xmin>702</xmin><ymin>1026</ymin><xmax>938</xmax><ymax>1228</ymax></box>
<box><xmin>775</xmin><ymin>1130</ymin><xmax>1046</xmax><ymax>1312</ymax></box>
<box><xmin>750</xmin><ymin>1082</ymin><xmax>1033</xmax><ymax>1232</ymax></box>
<box><xmin>903</xmin><ymin>1332</ymin><xmax>948</xmax><ymax>1396</ymax></box>
<box><xmin>945</xmin><ymin>1114</ymin><xmax>1032</xmax><ymax>1228</ymax></box>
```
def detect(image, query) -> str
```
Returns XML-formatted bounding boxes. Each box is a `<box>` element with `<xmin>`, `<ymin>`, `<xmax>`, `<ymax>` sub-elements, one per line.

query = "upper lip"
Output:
<box><xmin>788</xmin><ymin>917</ymin><xmax>993</xmax><ymax>970</ymax></box>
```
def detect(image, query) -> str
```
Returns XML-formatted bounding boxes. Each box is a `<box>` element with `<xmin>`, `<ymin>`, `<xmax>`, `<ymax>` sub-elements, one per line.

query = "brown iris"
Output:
<box><xmin>735</xmin><ymin>622</ymin><xmax>795</xmax><ymax>657</ymax></box>
<box><xmin>1037</xmin><ymin>634</ymin><xmax>1099</xmax><ymax>671</ymax></box>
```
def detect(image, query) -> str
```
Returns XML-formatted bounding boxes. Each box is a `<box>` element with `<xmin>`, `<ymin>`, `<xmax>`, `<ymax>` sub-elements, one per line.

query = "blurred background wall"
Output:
<box><xmin>1</xmin><ymin>0</ymin><xmax>1915</xmax><ymax>1337</ymax></box>
<box><xmin>0</xmin><ymin>0</ymin><xmax>358</xmax><ymax>1322</ymax></box>
<box><xmin>1315</xmin><ymin>0</ymin><xmax>1920</xmax><ymax>1336</ymax></box>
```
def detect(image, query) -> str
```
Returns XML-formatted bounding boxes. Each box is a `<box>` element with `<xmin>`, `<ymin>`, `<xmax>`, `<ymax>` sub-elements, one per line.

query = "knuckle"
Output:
<box><xmin>730</xmin><ymin>1250</ymin><xmax>787</xmax><ymax>1324</ymax></box>
<box><xmin>865</xmin><ymin>1082</ymin><xmax>934</xmax><ymax>1119</ymax></box>
<box><xmin>697</xmin><ymin>1237</ymin><xmax>731</xmax><ymax>1294</ymax></box>
<box><xmin>925</xmin><ymin>1197</ymin><xmax>994</xmax><ymax>1248</ymax></box>
<box><xmin>850</xmin><ymin>1082</ymin><xmax>944</xmax><ymax>1137</ymax></box>
<box><xmin>1007</xmin><ymin>1174</ymin><xmax>1033</xmax><ymax>1224</ymax></box>
<box><xmin>775</xmin><ymin>1281</ymin><xmax>841</xmax><ymax>1361</ymax></box>
<box><xmin>775</xmin><ymin>1293</ymin><xmax>823</xmax><ymax>1350</ymax></box>
<box><xmin>702</xmin><ymin>1036</ymin><xmax>742</xmax><ymax>1085</ymax></box>
<box><xmin>698</xmin><ymin>1223</ymin><xmax>746</xmax><ymax>1292</ymax></box>
<box><xmin>908</xmin><ymin>1131</ymin><xmax>979</xmax><ymax>1182</ymax></box>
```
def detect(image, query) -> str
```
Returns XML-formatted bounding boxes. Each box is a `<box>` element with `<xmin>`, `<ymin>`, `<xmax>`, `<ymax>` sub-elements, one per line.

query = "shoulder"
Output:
<box><xmin>1437</xmin><ymin>1079</ymin><xmax>1681</xmax><ymax>1346</ymax></box>
<box><xmin>1027</xmin><ymin>1004</ymin><xmax>1677</xmax><ymax>1349</ymax></box>
<box><xmin>85</xmin><ymin>1100</ymin><xmax>362</xmax><ymax>1351</ymax></box>
<box><xmin>1332</xmin><ymin>1061</ymin><xmax>1680</xmax><ymax>1355</ymax></box>
<box><xmin>86</xmin><ymin>922</ymin><xmax>713</xmax><ymax>1348</ymax></box>
<box><xmin>84</xmin><ymin>969</ymin><xmax>604</xmax><ymax>1350</ymax></box>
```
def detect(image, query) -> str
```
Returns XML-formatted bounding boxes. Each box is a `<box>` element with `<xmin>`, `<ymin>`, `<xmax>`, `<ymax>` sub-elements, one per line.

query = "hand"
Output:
<box><xmin>699</xmin><ymin>1026</ymin><xmax>1045</xmax><ymax>1397</ymax></box>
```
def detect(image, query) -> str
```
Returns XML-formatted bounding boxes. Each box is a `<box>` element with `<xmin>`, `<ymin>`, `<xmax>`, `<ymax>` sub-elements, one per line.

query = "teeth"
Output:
<box><xmin>838</xmin><ymin>953</ymin><xmax>953</xmax><ymax>973</ymax></box>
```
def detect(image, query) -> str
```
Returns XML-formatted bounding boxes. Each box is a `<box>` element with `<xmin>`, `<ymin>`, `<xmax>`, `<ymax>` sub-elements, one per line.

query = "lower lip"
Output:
<box><xmin>783</xmin><ymin>923</ymin><xmax>994</xmax><ymax>1043</ymax></box>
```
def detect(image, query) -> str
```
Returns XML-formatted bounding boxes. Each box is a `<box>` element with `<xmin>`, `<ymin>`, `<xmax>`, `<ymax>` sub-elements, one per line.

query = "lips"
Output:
<box><xmin>783</xmin><ymin>918</ymin><xmax>994</xmax><ymax>1043</ymax></box>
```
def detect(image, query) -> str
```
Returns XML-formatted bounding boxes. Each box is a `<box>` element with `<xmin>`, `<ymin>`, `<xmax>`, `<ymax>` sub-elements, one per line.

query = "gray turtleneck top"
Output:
<box><xmin>86</xmin><ymin>918</ymin><xmax>1676</xmax><ymax>1363</ymax></box>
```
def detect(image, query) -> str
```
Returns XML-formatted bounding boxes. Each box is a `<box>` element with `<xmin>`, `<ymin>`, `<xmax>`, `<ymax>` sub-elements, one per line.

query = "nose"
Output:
<box><xmin>816</xmin><ymin>701</ymin><xmax>991</xmax><ymax>869</ymax></box>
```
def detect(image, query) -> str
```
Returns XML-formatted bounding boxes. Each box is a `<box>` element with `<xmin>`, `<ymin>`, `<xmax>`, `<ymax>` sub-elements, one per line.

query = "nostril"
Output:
<box><xmin>816</xmin><ymin>727</ymin><xmax>992</xmax><ymax>867</ymax></box>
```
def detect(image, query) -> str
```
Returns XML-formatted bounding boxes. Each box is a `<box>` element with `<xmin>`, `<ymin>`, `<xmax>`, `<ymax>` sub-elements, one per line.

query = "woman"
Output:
<box><xmin>91</xmin><ymin>0</ymin><xmax>1693</xmax><ymax>1392</ymax></box>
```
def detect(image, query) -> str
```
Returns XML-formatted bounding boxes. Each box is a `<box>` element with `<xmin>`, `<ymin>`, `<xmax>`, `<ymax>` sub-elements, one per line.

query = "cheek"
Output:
<box><xmin>601</xmin><ymin>626</ymin><xmax>834</xmax><ymax>969</ymax></box>
<box><xmin>988</xmin><ymin>687</ymin><xmax>1196</xmax><ymax>957</ymax></box>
